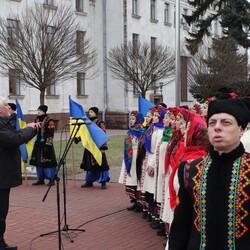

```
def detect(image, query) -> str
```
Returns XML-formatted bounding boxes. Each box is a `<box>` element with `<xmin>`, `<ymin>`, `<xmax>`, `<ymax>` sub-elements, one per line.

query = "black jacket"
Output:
<box><xmin>0</xmin><ymin>117</ymin><xmax>36</xmax><ymax>189</ymax></box>
<box><xmin>169</xmin><ymin>143</ymin><xmax>250</xmax><ymax>250</ymax></box>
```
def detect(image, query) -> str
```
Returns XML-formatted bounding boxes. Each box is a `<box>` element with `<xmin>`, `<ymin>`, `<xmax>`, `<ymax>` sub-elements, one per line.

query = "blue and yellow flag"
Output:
<box><xmin>69</xmin><ymin>96</ymin><xmax>109</xmax><ymax>165</ymax></box>
<box><xmin>15</xmin><ymin>99</ymin><xmax>33</xmax><ymax>163</ymax></box>
<box><xmin>138</xmin><ymin>96</ymin><xmax>155</xmax><ymax>117</ymax></box>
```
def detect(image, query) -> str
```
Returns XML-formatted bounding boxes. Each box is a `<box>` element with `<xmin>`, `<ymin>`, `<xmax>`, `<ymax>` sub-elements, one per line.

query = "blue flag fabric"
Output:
<box><xmin>138</xmin><ymin>96</ymin><xmax>155</xmax><ymax>117</ymax></box>
<box><xmin>69</xmin><ymin>96</ymin><xmax>109</xmax><ymax>165</ymax></box>
<box><xmin>15</xmin><ymin>99</ymin><xmax>29</xmax><ymax>162</ymax></box>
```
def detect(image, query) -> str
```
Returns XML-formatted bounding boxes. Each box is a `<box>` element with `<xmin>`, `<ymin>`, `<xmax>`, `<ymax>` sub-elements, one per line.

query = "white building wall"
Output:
<box><xmin>0</xmin><ymin>0</ymin><xmax>221</xmax><ymax>117</ymax></box>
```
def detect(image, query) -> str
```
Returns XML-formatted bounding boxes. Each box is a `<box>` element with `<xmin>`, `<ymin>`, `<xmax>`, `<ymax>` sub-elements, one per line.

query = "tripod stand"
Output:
<box><xmin>40</xmin><ymin>122</ymin><xmax>85</xmax><ymax>250</ymax></box>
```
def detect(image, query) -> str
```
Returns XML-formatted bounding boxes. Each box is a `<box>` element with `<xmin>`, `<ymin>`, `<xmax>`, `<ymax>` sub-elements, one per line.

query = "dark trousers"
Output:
<box><xmin>0</xmin><ymin>188</ymin><xmax>10</xmax><ymax>239</ymax></box>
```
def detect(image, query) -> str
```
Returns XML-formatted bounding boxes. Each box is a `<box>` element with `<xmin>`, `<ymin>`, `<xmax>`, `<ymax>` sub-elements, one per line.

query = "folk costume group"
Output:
<box><xmin>119</xmin><ymin>92</ymin><xmax>250</xmax><ymax>250</ymax></box>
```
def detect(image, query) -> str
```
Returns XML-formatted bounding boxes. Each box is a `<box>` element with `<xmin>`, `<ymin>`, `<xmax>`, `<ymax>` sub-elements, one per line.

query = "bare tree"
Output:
<box><xmin>188</xmin><ymin>38</ymin><xmax>248</xmax><ymax>102</ymax></box>
<box><xmin>0</xmin><ymin>2</ymin><xmax>97</xmax><ymax>104</ymax></box>
<box><xmin>106</xmin><ymin>42</ymin><xmax>175</xmax><ymax>98</ymax></box>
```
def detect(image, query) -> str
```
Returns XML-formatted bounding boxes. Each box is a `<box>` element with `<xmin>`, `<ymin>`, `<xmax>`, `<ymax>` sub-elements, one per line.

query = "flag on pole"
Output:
<box><xmin>15</xmin><ymin>99</ymin><xmax>33</xmax><ymax>163</ymax></box>
<box><xmin>138</xmin><ymin>96</ymin><xmax>155</xmax><ymax>117</ymax></box>
<box><xmin>69</xmin><ymin>96</ymin><xmax>109</xmax><ymax>165</ymax></box>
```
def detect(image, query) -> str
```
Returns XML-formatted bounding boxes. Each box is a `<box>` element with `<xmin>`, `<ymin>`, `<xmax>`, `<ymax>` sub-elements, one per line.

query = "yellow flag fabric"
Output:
<box><xmin>70</xmin><ymin>118</ymin><xmax>102</xmax><ymax>166</ymax></box>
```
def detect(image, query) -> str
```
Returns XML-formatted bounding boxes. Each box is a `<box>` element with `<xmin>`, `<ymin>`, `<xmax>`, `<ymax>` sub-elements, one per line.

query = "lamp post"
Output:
<box><xmin>159</xmin><ymin>82</ymin><xmax>163</xmax><ymax>95</ymax></box>
<box><xmin>175</xmin><ymin>0</ymin><xmax>181</xmax><ymax>107</ymax></box>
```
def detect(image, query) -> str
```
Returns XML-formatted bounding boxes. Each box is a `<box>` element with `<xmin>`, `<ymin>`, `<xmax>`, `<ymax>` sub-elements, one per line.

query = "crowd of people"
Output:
<box><xmin>118</xmin><ymin>92</ymin><xmax>250</xmax><ymax>250</ymax></box>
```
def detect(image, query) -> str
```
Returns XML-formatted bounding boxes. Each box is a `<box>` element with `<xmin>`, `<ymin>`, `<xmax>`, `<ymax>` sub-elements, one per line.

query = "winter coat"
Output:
<box><xmin>0</xmin><ymin>116</ymin><xmax>36</xmax><ymax>189</ymax></box>
<box><xmin>29</xmin><ymin>114</ymin><xmax>57</xmax><ymax>167</ymax></box>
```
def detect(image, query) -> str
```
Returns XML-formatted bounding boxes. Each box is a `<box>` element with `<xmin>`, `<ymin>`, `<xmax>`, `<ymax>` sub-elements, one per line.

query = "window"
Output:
<box><xmin>46</xmin><ymin>72</ymin><xmax>56</xmax><ymax>95</ymax></box>
<box><xmin>46</xmin><ymin>26</ymin><xmax>55</xmax><ymax>42</ymax></box>
<box><xmin>9</xmin><ymin>68</ymin><xmax>21</xmax><ymax>95</ymax></box>
<box><xmin>150</xmin><ymin>0</ymin><xmax>156</xmax><ymax>20</ymax></box>
<box><xmin>182</xmin><ymin>9</ymin><xmax>188</xmax><ymax>28</ymax></box>
<box><xmin>181</xmin><ymin>56</ymin><xmax>188</xmax><ymax>101</ymax></box>
<box><xmin>76</xmin><ymin>0</ymin><xmax>84</xmax><ymax>13</ymax></box>
<box><xmin>132</xmin><ymin>0</ymin><xmax>138</xmax><ymax>15</ymax></box>
<box><xmin>132</xmin><ymin>33</ymin><xmax>139</xmax><ymax>50</ymax></box>
<box><xmin>7</xmin><ymin>19</ymin><xmax>19</xmax><ymax>47</ymax></box>
<box><xmin>214</xmin><ymin>19</ymin><xmax>219</xmax><ymax>36</ymax></box>
<box><xmin>164</xmin><ymin>3</ymin><xmax>170</xmax><ymax>23</ymax></box>
<box><xmin>151</xmin><ymin>37</ymin><xmax>156</xmax><ymax>51</ymax></box>
<box><xmin>76</xmin><ymin>30</ymin><xmax>85</xmax><ymax>54</ymax></box>
<box><xmin>77</xmin><ymin>72</ymin><xmax>86</xmax><ymax>95</ymax></box>
<box><xmin>45</xmin><ymin>0</ymin><xmax>54</xmax><ymax>5</ymax></box>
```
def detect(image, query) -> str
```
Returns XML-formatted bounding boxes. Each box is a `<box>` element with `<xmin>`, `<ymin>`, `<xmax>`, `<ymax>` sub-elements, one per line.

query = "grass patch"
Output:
<box><xmin>53</xmin><ymin>134</ymin><xmax>125</xmax><ymax>175</ymax></box>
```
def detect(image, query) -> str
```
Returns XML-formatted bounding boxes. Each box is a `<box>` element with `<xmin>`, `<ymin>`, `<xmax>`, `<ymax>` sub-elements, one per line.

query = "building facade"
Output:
<box><xmin>0</xmin><ymin>0</ymin><xmax>222</xmax><ymax>129</ymax></box>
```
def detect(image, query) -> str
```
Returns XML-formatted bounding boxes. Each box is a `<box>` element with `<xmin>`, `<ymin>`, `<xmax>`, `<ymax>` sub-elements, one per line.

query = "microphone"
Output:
<box><xmin>68</xmin><ymin>120</ymin><xmax>92</xmax><ymax>126</ymax></box>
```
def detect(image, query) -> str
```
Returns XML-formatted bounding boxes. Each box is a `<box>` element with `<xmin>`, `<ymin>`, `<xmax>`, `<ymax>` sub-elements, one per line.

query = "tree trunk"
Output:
<box><xmin>40</xmin><ymin>89</ymin><xmax>45</xmax><ymax>105</ymax></box>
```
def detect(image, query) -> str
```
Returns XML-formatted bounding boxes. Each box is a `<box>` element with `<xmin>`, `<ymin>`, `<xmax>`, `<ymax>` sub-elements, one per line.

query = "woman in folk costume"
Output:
<box><xmin>152</xmin><ymin>109</ymin><xmax>173</xmax><ymax>235</ymax></box>
<box><xmin>168</xmin><ymin>108</ymin><xmax>209</xmax><ymax>213</ymax></box>
<box><xmin>118</xmin><ymin>111</ymin><xmax>144</xmax><ymax>211</ymax></box>
<box><xmin>141</xmin><ymin>106</ymin><xmax>166</xmax><ymax>224</ymax></box>
<box><xmin>161</xmin><ymin>107</ymin><xmax>184</xmax><ymax>236</ymax></box>
<box><xmin>136</xmin><ymin>108</ymin><xmax>154</xmax><ymax>217</ymax></box>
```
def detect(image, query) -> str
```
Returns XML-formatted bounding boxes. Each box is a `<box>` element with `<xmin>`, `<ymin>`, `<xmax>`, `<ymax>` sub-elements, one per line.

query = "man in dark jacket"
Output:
<box><xmin>169</xmin><ymin>97</ymin><xmax>250</xmax><ymax>250</ymax></box>
<box><xmin>0</xmin><ymin>97</ymin><xmax>38</xmax><ymax>250</ymax></box>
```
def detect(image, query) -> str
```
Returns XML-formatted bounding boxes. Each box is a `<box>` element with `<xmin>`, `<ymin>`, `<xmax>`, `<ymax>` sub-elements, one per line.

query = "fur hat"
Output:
<box><xmin>8</xmin><ymin>103</ymin><xmax>16</xmax><ymax>111</ymax></box>
<box><xmin>37</xmin><ymin>105</ymin><xmax>48</xmax><ymax>113</ymax></box>
<box><xmin>207</xmin><ymin>98</ymin><xmax>250</xmax><ymax>129</ymax></box>
<box><xmin>89</xmin><ymin>106</ymin><xmax>99</xmax><ymax>115</ymax></box>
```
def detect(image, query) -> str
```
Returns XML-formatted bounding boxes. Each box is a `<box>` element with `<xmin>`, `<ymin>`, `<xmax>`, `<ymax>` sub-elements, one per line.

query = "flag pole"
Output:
<box><xmin>71</xmin><ymin>142</ymin><xmax>76</xmax><ymax>187</ymax></box>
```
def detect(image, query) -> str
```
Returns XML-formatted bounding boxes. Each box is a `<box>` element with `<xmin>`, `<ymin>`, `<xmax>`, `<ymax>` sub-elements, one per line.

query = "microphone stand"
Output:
<box><xmin>40</xmin><ymin>122</ymin><xmax>85</xmax><ymax>250</ymax></box>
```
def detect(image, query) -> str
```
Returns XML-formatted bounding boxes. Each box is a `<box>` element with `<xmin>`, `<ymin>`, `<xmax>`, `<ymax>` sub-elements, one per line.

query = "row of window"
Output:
<box><xmin>132</xmin><ymin>0</ymin><xmax>221</xmax><ymax>36</ymax></box>
<box><xmin>9</xmin><ymin>0</ymin><xmax>86</xmax><ymax>13</ymax></box>
<box><xmin>9</xmin><ymin>70</ymin><xmax>86</xmax><ymax>96</ymax></box>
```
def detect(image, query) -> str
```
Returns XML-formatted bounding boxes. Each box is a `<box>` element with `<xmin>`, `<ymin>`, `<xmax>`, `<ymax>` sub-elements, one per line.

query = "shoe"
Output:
<box><xmin>47</xmin><ymin>180</ymin><xmax>55</xmax><ymax>186</ymax></box>
<box><xmin>150</xmin><ymin>220</ymin><xmax>161</xmax><ymax>229</ymax></box>
<box><xmin>81</xmin><ymin>182</ymin><xmax>93</xmax><ymax>188</ymax></box>
<box><xmin>32</xmin><ymin>180</ymin><xmax>45</xmax><ymax>186</ymax></box>
<box><xmin>147</xmin><ymin>214</ymin><xmax>152</xmax><ymax>222</ymax></box>
<box><xmin>101</xmin><ymin>182</ymin><xmax>106</xmax><ymax>189</ymax></box>
<box><xmin>142</xmin><ymin>211</ymin><xmax>148</xmax><ymax>219</ymax></box>
<box><xmin>0</xmin><ymin>239</ymin><xmax>17</xmax><ymax>250</ymax></box>
<box><xmin>127</xmin><ymin>203</ymin><xmax>137</xmax><ymax>211</ymax></box>
<box><xmin>134</xmin><ymin>202</ymin><xmax>143</xmax><ymax>212</ymax></box>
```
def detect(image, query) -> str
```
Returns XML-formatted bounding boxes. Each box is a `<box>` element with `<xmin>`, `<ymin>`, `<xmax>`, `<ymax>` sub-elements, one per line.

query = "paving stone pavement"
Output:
<box><xmin>6</xmin><ymin>180</ymin><xmax>166</xmax><ymax>250</ymax></box>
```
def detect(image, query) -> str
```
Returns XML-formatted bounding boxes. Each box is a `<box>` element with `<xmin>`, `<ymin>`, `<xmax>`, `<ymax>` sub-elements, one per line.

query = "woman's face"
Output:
<box><xmin>88</xmin><ymin>109</ymin><xmax>96</xmax><ymax>118</ymax></box>
<box><xmin>129</xmin><ymin>115</ymin><xmax>136</xmax><ymax>127</ymax></box>
<box><xmin>201</xmin><ymin>103</ymin><xmax>208</xmax><ymax>117</ymax></box>
<box><xmin>146</xmin><ymin>112</ymin><xmax>153</xmax><ymax>125</ymax></box>
<box><xmin>175</xmin><ymin>114</ymin><xmax>184</xmax><ymax>131</ymax></box>
<box><xmin>152</xmin><ymin>113</ymin><xmax>160</xmax><ymax>124</ymax></box>
<box><xmin>163</xmin><ymin>113</ymin><xmax>171</xmax><ymax>127</ymax></box>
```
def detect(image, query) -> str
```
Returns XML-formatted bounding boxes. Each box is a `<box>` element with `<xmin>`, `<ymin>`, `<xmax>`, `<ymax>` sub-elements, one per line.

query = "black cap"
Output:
<box><xmin>8</xmin><ymin>103</ymin><xmax>16</xmax><ymax>111</ymax></box>
<box><xmin>37</xmin><ymin>105</ymin><xmax>48</xmax><ymax>113</ymax></box>
<box><xmin>89</xmin><ymin>106</ymin><xmax>99</xmax><ymax>115</ymax></box>
<box><xmin>207</xmin><ymin>98</ymin><xmax>250</xmax><ymax>129</ymax></box>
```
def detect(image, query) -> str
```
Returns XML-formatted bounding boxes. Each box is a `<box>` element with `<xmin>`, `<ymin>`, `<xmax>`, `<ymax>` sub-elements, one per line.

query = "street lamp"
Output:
<box><xmin>159</xmin><ymin>82</ymin><xmax>163</xmax><ymax>95</ymax></box>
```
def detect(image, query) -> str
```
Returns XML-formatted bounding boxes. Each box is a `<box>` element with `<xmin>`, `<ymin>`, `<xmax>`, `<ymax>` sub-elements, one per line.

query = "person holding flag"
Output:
<box><xmin>0</xmin><ymin>96</ymin><xmax>38</xmax><ymax>250</ymax></box>
<box><xmin>76</xmin><ymin>106</ymin><xmax>110</xmax><ymax>189</ymax></box>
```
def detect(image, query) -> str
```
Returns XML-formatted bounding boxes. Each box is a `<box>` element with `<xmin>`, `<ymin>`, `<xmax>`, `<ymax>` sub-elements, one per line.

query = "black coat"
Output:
<box><xmin>0</xmin><ymin>117</ymin><xmax>36</xmax><ymax>189</ymax></box>
<box><xmin>169</xmin><ymin>143</ymin><xmax>250</xmax><ymax>250</ymax></box>
<box><xmin>29</xmin><ymin>114</ymin><xmax>57</xmax><ymax>168</ymax></box>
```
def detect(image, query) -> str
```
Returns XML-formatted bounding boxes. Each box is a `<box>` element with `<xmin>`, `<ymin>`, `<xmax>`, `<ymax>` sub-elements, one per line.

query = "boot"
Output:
<box><xmin>101</xmin><ymin>182</ymin><xmax>107</xmax><ymax>189</ymax></box>
<box><xmin>0</xmin><ymin>238</ymin><xmax>17</xmax><ymax>250</ymax></box>
<box><xmin>32</xmin><ymin>179</ymin><xmax>45</xmax><ymax>186</ymax></box>
<box><xmin>134</xmin><ymin>202</ymin><xmax>143</xmax><ymax>212</ymax></box>
<box><xmin>127</xmin><ymin>202</ymin><xmax>137</xmax><ymax>211</ymax></box>
<box><xmin>81</xmin><ymin>182</ymin><xmax>93</xmax><ymax>188</ymax></box>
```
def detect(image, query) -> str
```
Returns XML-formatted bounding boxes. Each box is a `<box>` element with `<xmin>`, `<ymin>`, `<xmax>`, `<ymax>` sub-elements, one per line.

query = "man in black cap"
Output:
<box><xmin>30</xmin><ymin>105</ymin><xmax>57</xmax><ymax>186</ymax></box>
<box><xmin>77</xmin><ymin>106</ymin><xmax>110</xmax><ymax>189</ymax></box>
<box><xmin>169</xmin><ymin>97</ymin><xmax>250</xmax><ymax>250</ymax></box>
